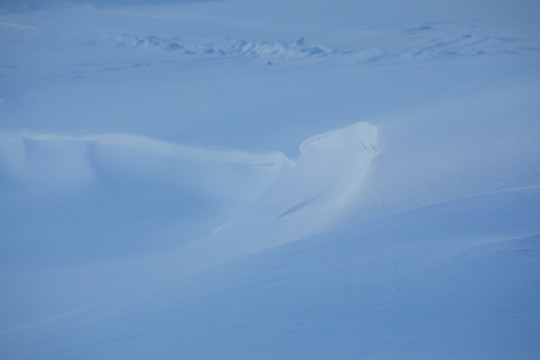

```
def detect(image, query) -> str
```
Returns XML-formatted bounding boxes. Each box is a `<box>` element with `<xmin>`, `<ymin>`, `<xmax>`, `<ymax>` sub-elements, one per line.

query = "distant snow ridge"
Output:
<box><xmin>103</xmin><ymin>31</ymin><xmax>538</xmax><ymax>63</ymax></box>
<box><xmin>123</xmin><ymin>35</ymin><xmax>334</xmax><ymax>59</ymax></box>
<box><xmin>353</xmin><ymin>34</ymin><xmax>539</xmax><ymax>63</ymax></box>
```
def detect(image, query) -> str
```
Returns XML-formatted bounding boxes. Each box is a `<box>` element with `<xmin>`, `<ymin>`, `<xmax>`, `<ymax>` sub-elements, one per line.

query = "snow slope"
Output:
<box><xmin>2</xmin><ymin>186</ymin><xmax>540</xmax><ymax>360</ymax></box>
<box><xmin>1</xmin><ymin>0</ymin><xmax>539</xmax><ymax>359</ymax></box>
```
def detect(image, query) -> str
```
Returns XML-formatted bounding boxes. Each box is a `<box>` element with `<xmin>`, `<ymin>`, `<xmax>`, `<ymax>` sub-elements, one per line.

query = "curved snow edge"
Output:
<box><xmin>1</xmin><ymin>131</ymin><xmax>293</xmax><ymax>168</ymax></box>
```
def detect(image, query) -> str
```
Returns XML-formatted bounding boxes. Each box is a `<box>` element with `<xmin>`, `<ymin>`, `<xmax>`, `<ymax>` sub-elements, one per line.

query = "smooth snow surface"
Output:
<box><xmin>1</xmin><ymin>0</ymin><xmax>540</xmax><ymax>359</ymax></box>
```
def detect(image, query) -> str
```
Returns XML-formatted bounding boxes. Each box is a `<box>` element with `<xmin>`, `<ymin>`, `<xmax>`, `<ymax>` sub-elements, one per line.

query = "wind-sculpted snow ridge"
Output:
<box><xmin>0</xmin><ymin>122</ymin><xmax>377</xmax><ymax>220</ymax></box>
<box><xmin>8</xmin><ymin>131</ymin><xmax>292</xmax><ymax>167</ymax></box>
<box><xmin>0</xmin><ymin>131</ymin><xmax>292</xmax><ymax>218</ymax></box>
<box><xmin>0</xmin><ymin>130</ymin><xmax>292</xmax><ymax>234</ymax></box>
<box><xmin>0</xmin><ymin>122</ymin><xmax>378</xmax><ymax>266</ymax></box>
<box><xmin>119</xmin><ymin>35</ymin><xmax>334</xmax><ymax>59</ymax></box>
<box><xmin>0</xmin><ymin>123</ymin><xmax>380</xmax><ymax>336</ymax></box>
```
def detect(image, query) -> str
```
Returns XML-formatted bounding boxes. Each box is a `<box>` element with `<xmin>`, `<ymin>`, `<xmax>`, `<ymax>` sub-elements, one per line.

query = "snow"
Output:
<box><xmin>1</xmin><ymin>0</ymin><xmax>540</xmax><ymax>359</ymax></box>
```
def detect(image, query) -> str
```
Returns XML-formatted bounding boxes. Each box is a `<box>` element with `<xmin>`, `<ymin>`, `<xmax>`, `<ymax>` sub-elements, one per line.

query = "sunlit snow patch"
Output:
<box><xmin>267</xmin><ymin>122</ymin><xmax>378</xmax><ymax>219</ymax></box>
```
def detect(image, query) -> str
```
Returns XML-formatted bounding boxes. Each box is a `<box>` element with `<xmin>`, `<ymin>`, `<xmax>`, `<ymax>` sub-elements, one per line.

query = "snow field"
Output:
<box><xmin>1</xmin><ymin>0</ymin><xmax>540</xmax><ymax>359</ymax></box>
